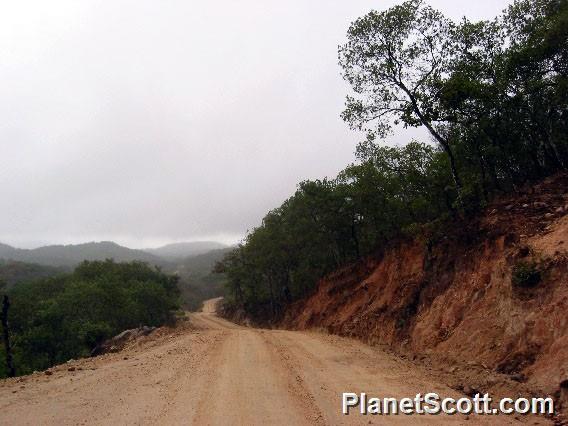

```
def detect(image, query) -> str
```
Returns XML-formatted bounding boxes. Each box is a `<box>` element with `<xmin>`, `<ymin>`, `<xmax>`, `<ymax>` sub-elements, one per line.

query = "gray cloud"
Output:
<box><xmin>0</xmin><ymin>0</ymin><xmax>511</xmax><ymax>248</ymax></box>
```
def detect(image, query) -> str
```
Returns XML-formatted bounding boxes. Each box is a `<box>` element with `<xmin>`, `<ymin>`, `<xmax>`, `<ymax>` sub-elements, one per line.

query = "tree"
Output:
<box><xmin>503</xmin><ymin>0</ymin><xmax>568</xmax><ymax>169</ymax></box>
<box><xmin>339</xmin><ymin>0</ymin><xmax>463</xmax><ymax>193</ymax></box>
<box><xmin>219</xmin><ymin>0</ymin><xmax>568</xmax><ymax>324</ymax></box>
<box><xmin>1</xmin><ymin>293</ymin><xmax>15</xmax><ymax>377</ymax></box>
<box><xmin>1</xmin><ymin>260</ymin><xmax>180</xmax><ymax>378</ymax></box>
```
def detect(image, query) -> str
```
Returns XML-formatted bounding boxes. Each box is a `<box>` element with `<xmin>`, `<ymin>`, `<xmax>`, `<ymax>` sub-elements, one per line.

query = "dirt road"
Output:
<box><xmin>0</xmin><ymin>299</ymin><xmax>543</xmax><ymax>425</ymax></box>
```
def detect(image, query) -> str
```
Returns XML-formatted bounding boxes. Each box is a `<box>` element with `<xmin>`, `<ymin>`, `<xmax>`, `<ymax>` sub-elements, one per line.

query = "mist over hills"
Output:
<box><xmin>0</xmin><ymin>241</ymin><xmax>162</xmax><ymax>267</ymax></box>
<box><xmin>0</xmin><ymin>242</ymin><xmax>17</xmax><ymax>257</ymax></box>
<box><xmin>172</xmin><ymin>247</ymin><xmax>232</xmax><ymax>274</ymax></box>
<box><xmin>143</xmin><ymin>241</ymin><xmax>228</xmax><ymax>260</ymax></box>
<box><xmin>0</xmin><ymin>240</ymin><xmax>228</xmax><ymax>268</ymax></box>
<box><xmin>167</xmin><ymin>247</ymin><xmax>233</xmax><ymax>310</ymax></box>
<box><xmin>0</xmin><ymin>259</ymin><xmax>66</xmax><ymax>288</ymax></box>
<box><xmin>0</xmin><ymin>240</ymin><xmax>233</xmax><ymax>309</ymax></box>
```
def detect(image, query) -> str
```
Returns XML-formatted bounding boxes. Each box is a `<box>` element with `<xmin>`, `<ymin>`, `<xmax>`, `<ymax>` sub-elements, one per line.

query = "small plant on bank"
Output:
<box><xmin>511</xmin><ymin>261</ymin><xmax>542</xmax><ymax>288</ymax></box>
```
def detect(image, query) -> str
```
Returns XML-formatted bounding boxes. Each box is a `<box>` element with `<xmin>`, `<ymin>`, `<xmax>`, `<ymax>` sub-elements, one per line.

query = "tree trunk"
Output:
<box><xmin>267</xmin><ymin>276</ymin><xmax>276</xmax><ymax>317</ymax></box>
<box><xmin>2</xmin><ymin>295</ymin><xmax>15</xmax><ymax>377</ymax></box>
<box><xmin>475</xmin><ymin>144</ymin><xmax>489</xmax><ymax>201</ymax></box>
<box><xmin>234</xmin><ymin>279</ymin><xmax>243</xmax><ymax>304</ymax></box>
<box><xmin>399</xmin><ymin>83</ymin><xmax>463</xmax><ymax>196</ymax></box>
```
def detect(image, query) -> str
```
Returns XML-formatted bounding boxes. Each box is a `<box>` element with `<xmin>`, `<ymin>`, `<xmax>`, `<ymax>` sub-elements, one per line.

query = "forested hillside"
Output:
<box><xmin>218</xmin><ymin>0</ymin><xmax>568</xmax><ymax>321</ymax></box>
<box><xmin>143</xmin><ymin>241</ymin><xmax>228</xmax><ymax>260</ymax></box>
<box><xmin>0</xmin><ymin>260</ymin><xmax>66</xmax><ymax>288</ymax></box>
<box><xmin>0</xmin><ymin>240</ymin><xmax>228</xmax><ymax>313</ymax></box>
<box><xmin>165</xmin><ymin>248</ymin><xmax>231</xmax><ymax>310</ymax></box>
<box><xmin>0</xmin><ymin>241</ymin><xmax>163</xmax><ymax>268</ymax></box>
<box><xmin>0</xmin><ymin>260</ymin><xmax>180</xmax><ymax>378</ymax></box>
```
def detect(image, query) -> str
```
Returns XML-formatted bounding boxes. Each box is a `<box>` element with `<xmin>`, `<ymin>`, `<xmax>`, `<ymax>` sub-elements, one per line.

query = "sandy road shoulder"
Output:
<box><xmin>0</xmin><ymin>324</ymin><xmax>227</xmax><ymax>425</ymax></box>
<box><xmin>261</xmin><ymin>329</ymin><xmax>532</xmax><ymax>425</ymax></box>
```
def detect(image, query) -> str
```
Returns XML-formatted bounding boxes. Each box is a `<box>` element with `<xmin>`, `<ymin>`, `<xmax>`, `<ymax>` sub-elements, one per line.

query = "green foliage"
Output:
<box><xmin>0</xmin><ymin>260</ymin><xmax>66</xmax><ymax>288</ymax></box>
<box><xmin>219</xmin><ymin>0</ymin><xmax>568</xmax><ymax>322</ymax></box>
<box><xmin>217</xmin><ymin>142</ymin><xmax>454</xmax><ymax>321</ymax></box>
<box><xmin>339</xmin><ymin>0</ymin><xmax>453</xmax><ymax>138</ymax></box>
<box><xmin>340</xmin><ymin>0</ymin><xmax>568</xmax><ymax>193</ymax></box>
<box><xmin>166</xmin><ymin>248</ymin><xmax>231</xmax><ymax>311</ymax></box>
<box><xmin>512</xmin><ymin>261</ymin><xmax>542</xmax><ymax>288</ymax></box>
<box><xmin>0</xmin><ymin>260</ymin><xmax>180</xmax><ymax>378</ymax></box>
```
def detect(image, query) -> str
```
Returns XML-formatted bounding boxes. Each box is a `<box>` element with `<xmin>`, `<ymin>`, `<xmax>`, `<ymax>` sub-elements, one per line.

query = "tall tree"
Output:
<box><xmin>339</xmin><ymin>0</ymin><xmax>463</xmax><ymax>192</ymax></box>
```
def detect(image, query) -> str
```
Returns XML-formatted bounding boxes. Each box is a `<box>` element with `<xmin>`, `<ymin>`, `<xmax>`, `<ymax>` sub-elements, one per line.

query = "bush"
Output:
<box><xmin>512</xmin><ymin>261</ymin><xmax>542</xmax><ymax>288</ymax></box>
<box><xmin>0</xmin><ymin>260</ymin><xmax>180</xmax><ymax>377</ymax></box>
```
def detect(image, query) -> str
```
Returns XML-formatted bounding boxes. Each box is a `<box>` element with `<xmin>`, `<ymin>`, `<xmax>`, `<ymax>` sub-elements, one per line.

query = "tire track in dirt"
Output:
<box><xmin>193</xmin><ymin>328</ymin><xmax>311</xmax><ymax>425</ymax></box>
<box><xmin>261</xmin><ymin>331</ymin><xmax>327</xmax><ymax>426</ymax></box>
<box><xmin>0</xmin><ymin>301</ymin><xmax>550</xmax><ymax>425</ymax></box>
<box><xmin>152</xmin><ymin>329</ymin><xmax>229</xmax><ymax>424</ymax></box>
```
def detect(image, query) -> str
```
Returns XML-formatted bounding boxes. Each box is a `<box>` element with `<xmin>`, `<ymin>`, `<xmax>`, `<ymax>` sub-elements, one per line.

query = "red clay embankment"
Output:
<box><xmin>282</xmin><ymin>173</ymin><xmax>568</xmax><ymax>409</ymax></box>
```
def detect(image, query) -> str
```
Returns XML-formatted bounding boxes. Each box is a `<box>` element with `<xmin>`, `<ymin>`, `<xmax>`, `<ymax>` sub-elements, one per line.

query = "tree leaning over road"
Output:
<box><xmin>339</xmin><ymin>0</ymin><xmax>568</xmax><ymax>199</ymax></box>
<box><xmin>339</xmin><ymin>0</ymin><xmax>463</xmax><ymax>193</ymax></box>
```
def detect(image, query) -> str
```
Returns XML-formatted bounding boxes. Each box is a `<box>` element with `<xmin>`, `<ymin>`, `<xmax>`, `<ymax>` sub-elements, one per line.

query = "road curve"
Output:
<box><xmin>0</xmin><ymin>299</ymin><xmax>539</xmax><ymax>425</ymax></box>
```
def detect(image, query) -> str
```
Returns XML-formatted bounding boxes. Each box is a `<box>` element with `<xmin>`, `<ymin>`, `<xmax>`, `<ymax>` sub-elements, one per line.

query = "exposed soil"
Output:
<box><xmin>0</xmin><ymin>299</ymin><xmax>548</xmax><ymax>425</ymax></box>
<box><xmin>1</xmin><ymin>175</ymin><xmax>566</xmax><ymax>425</ymax></box>
<box><xmin>281</xmin><ymin>173</ymin><xmax>568</xmax><ymax>422</ymax></box>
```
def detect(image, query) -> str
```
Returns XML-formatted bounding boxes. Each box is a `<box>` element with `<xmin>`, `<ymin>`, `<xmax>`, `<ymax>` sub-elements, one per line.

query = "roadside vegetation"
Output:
<box><xmin>0</xmin><ymin>260</ymin><xmax>180</xmax><ymax>378</ymax></box>
<box><xmin>171</xmin><ymin>248</ymin><xmax>231</xmax><ymax>311</ymax></box>
<box><xmin>217</xmin><ymin>0</ymin><xmax>568</xmax><ymax>321</ymax></box>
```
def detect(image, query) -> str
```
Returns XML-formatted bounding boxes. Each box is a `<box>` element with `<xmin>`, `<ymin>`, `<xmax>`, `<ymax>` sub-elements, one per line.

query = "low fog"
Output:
<box><xmin>0</xmin><ymin>0</ymin><xmax>511</xmax><ymax>248</ymax></box>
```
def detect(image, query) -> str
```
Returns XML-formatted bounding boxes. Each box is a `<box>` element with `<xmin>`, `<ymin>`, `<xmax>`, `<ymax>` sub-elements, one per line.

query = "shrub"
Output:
<box><xmin>1</xmin><ymin>260</ymin><xmax>180</xmax><ymax>377</ymax></box>
<box><xmin>512</xmin><ymin>261</ymin><xmax>542</xmax><ymax>288</ymax></box>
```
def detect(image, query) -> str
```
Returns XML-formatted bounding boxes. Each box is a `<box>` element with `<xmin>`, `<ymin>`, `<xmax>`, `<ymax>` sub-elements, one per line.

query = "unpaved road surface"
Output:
<box><xmin>0</xmin><ymin>298</ymin><xmax>545</xmax><ymax>425</ymax></box>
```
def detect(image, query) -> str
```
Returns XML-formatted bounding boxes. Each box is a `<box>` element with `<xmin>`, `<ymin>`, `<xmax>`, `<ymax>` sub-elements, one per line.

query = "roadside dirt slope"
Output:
<box><xmin>0</xmin><ymin>300</ymin><xmax>545</xmax><ymax>425</ymax></box>
<box><xmin>282</xmin><ymin>173</ymin><xmax>568</xmax><ymax>411</ymax></box>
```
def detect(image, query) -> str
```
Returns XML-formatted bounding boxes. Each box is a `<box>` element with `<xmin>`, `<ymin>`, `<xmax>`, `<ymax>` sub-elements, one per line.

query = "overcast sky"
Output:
<box><xmin>0</xmin><ymin>0</ymin><xmax>512</xmax><ymax>249</ymax></box>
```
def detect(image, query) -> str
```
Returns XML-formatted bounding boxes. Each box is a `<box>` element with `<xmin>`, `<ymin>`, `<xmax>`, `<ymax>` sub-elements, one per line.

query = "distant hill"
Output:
<box><xmin>169</xmin><ymin>247</ymin><xmax>233</xmax><ymax>276</ymax></box>
<box><xmin>0</xmin><ymin>260</ymin><xmax>67</xmax><ymax>287</ymax></box>
<box><xmin>0</xmin><ymin>241</ymin><xmax>164</xmax><ymax>268</ymax></box>
<box><xmin>143</xmin><ymin>241</ymin><xmax>228</xmax><ymax>260</ymax></box>
<box><xmin>0</xmin><ymin>240</ymin><xmax>233</xmax><ymax>306</ymax></box>
<box><xmin>0</xmin><ymin>242</ymin><xmax>18</xmax><ymax>258</ymax></box>
<box><xmin>163</xmin><ymin>247</ymin><xmax>234</xmax><ymax>311</ymax></box>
